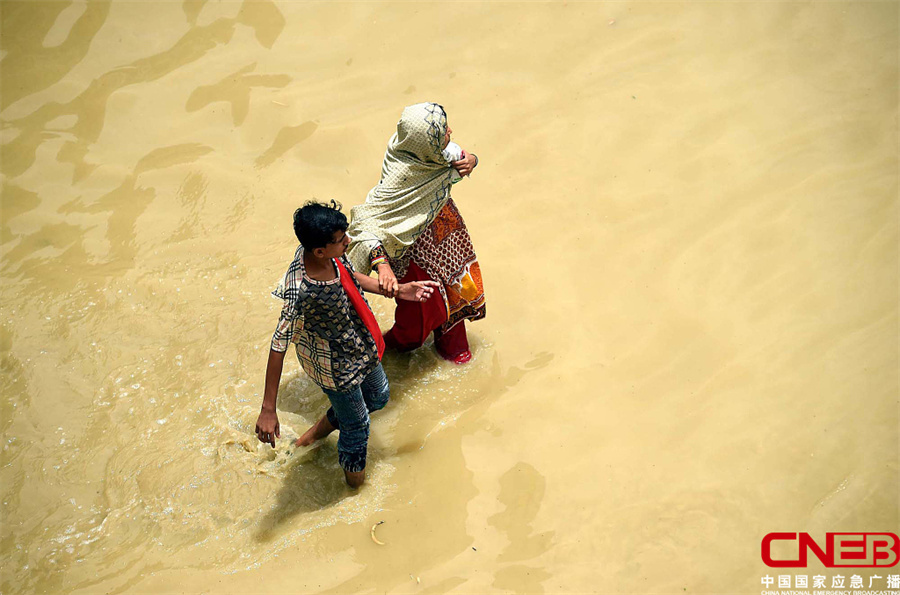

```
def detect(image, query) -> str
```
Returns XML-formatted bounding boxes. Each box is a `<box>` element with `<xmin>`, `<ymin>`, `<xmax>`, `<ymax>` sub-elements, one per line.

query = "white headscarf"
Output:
<box><xmin>346</xmin><ymin>102</ymin><xmax>456</xmax><ymax>274</ymax></box>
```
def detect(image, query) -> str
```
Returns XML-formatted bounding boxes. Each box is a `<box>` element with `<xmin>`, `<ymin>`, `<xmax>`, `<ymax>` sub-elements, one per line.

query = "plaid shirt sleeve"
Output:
<box><xmin>270</xmin><ymin>300</ymin><xmax>301</xmax><ymax>353</ymax></box>
<box><xmin>271</xmin><ymin>246</ymin><xmax>304</xmax><ymax>353</ymax></box>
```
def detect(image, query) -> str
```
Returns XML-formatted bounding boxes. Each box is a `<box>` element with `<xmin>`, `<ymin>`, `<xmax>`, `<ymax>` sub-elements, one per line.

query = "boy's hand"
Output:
<box><xmin>376</xmin><ymin>262</ymin><xmax>398</xmax><ymax>298</ymax></box>
<box><xmin>398</xmin><ymin>280</ymin><xmax>440</xmax><ymax>303</ymax></box>
<box><xmin>452</xmin><ymin>152</ymin><xmax>478</xmax><ymax>177</ymax></box>
<box><xmin>255</xmin><ymin>407</ymin><xmax>280</xmax><ymax>448</ymax></box>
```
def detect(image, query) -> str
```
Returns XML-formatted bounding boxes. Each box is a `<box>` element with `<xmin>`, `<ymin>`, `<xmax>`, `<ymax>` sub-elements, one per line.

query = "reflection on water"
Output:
<box><xmin>0</xmin><ymin>1</ymin><xmax>112</xmax><ymax>111</ymax></box>
<box><xmin>255</xmin><ymin>121</ymin><xmax>318</xmax><ymax>169</ymax></box>
<box><xmin>489</xmin><ymin>463</ymin><xmax>554</xmax><ymax>593</ymax></box>
<box><xmin>490</xmin><ymin>463</ymin><xmax>555</xmax><ymax>563</ymax></box>
<box><xmin>186</xmin><ymin>63</ymin><xmax>291</xmax><ymax>126</ymax></box>
<box><xmin>1</xmin><ymin>0</ymin><xmax>284</xmax><ymax>180</ymax></box>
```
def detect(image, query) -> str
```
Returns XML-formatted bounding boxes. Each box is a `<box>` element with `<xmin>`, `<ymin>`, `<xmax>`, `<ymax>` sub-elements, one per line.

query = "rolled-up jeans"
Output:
<box><xmin>323</xmin><ymin>363</ymin><xmax>390</xmax><ymax>473</ymax></box>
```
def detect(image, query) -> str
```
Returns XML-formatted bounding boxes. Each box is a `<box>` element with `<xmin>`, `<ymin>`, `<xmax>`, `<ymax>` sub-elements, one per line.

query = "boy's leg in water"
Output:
<box><xmin>331</xmin><ymin>365</ymin><xmax>388</xmax><ymax>487</ymax></box>
<box><xmin>298</xmin><ymin>363</ymin><xmax>389</xmax><ymax>447</ymax></box>
<box><xmin>344</xmin><ymin>469</ymin><xmax>365</xmax><ymax>488</ymax></box>
<box><xmin>322</xmin><ymin>383</ymin><xmax>370</xmax><ymax>488</ymax></box>
<box><xmin>294</xmin><ymin>365</ymin><xmax>387</xmax><ymax>486</ymax></box>
<box><xmin>295</xmin><ymin>413</ymin><xmax>335</xmax><ymax>447</ymax></box>
<box><xmin>360</xmin><ymin>363</ymin><xmax>390</xmax><ymax>413</ymax></box>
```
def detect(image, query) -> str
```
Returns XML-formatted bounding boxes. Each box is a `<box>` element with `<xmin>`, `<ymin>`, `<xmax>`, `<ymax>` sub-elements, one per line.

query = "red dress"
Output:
<box><xmin>380</xmin><ymin>198</ymin><xmax>486</xmax><ymax>361</ymax></box>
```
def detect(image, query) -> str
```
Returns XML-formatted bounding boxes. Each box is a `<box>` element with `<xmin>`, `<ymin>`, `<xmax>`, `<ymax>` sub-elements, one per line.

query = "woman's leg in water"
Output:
<box><xmin>434</xmin><ymin>321</ymin><xmax>470</xmax><ymax>363</ymax></box>
<box><xmin>384</xmin><ymin>263</ymin><xmax>472</xmax><ymax>363</ymax></box>
<box><xmin>383</xmin><ymin>263</ymin><xmax>447</xmax><ymax>351</ymax></box>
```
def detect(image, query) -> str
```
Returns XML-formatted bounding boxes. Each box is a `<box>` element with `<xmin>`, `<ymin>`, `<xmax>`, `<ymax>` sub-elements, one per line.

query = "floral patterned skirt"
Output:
<box><xmin>392</xmin><ymin>198</ymin><xmax>486</xmax><ymax>332</ymax></box>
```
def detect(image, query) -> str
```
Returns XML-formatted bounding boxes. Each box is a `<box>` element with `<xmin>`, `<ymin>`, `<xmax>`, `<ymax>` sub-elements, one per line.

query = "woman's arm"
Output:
<box><xmin>375</xmin><ymin>262</ymin><xmax>397</xmax><ymax>298</ymax></box>
<box><xmin>452</xmin><ymin>151</ymin><xmax>478</xmax><ymax>177</ymax></box>
<box><xmin>353</xmin><ymin>271</ymin><xmax>439</xmax><ymax>302</ymax></box>
<box><xmin>369</xmin><ymin>244</ymin><xmax>398</xmax><ymax>297</ymax></box>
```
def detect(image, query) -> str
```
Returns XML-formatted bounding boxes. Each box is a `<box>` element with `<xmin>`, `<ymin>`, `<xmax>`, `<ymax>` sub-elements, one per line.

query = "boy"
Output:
<box><xmin>255</xmin><ymin>201</ymin><xmax>437</xmax><ymax>488</ymax></box>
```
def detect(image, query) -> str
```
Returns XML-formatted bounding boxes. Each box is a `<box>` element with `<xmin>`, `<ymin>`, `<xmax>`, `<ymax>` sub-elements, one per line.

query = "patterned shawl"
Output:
<box><xmin>346</xmin><ymin>102</ymin><xmax>456</xmax><ymax>275</ymax></box>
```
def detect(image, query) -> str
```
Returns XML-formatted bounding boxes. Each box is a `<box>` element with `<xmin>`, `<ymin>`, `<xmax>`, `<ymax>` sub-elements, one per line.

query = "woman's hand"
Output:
<box><xmin>452</xmin><ymin>151</ymin><xmax>478</xmax><ymax>177</ymax></box>
<box><xmin>255</xmin><ymin>407</ymin><xmax>280</xmax><ymax>448</ymax></box>
<box><xmin>398</xmin><ymin>280</ymin><xmax>440</xmax><ymax>302</ymax></box>
<box><xmin>376</xmin><ymin>262</ymin><xmax>398</xmax><ymax>298</ymax></box>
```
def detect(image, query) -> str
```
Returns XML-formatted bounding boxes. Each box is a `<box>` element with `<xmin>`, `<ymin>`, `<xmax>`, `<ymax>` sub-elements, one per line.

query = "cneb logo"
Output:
<box><xmin>761</xmin><ymin>533</ymin><xmax>900</xmax><ymax>568</ymax></box>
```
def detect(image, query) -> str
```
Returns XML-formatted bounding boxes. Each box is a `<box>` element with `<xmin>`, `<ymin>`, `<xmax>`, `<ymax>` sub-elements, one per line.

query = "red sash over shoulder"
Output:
<box><xmin>335</xmin><ymin>258</ymin><xmax>385</xmax><ymax>360</ymax></box>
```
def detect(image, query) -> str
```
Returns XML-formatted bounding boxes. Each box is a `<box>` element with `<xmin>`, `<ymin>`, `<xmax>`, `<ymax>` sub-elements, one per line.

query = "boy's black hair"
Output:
<box><xmin>293</xmin><ymin>200</ymin><xmax>348</xmax><ymax>248</ymax></box>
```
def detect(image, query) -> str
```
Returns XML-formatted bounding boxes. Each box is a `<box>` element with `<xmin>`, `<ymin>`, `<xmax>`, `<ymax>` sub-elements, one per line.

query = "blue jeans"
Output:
<box><xmin>323</xmin><ymin>363</ymin><xmax>390</xmax><ymax>473</ymax></box>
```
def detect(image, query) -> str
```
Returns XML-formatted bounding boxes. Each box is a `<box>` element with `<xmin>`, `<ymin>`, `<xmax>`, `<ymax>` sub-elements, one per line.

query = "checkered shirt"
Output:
<box><xmin>271</xmin><ymin>246</ymin><xmax>379</xmax><ymax>392</ymax></box>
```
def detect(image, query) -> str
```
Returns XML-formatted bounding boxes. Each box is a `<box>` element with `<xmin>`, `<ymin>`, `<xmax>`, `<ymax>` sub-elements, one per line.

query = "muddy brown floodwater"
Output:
<box><xmin>1</xmin><ymin>2</ymin><xmax>897</xmax><ymax>594</ymax></box>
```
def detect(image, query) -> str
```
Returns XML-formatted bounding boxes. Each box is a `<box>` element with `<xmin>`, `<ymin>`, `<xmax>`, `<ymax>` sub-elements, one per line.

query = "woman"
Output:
<box><xmin>346</xmin><ymin>102</ymin><xmax>485</xmax><ymax>364</ymax></box>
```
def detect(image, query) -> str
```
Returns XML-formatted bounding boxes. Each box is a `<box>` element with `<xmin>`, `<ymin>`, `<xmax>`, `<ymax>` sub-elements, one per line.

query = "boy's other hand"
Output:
<box><xmin>398</xmin><ymin>280</ymin><xmax>440</xmax><ymax>303</ymax></box>
<box><xmin>255</xmin><ymin>408</ymin><xmax>280</xmax><ymax>448</ymax></box>
<box><xmin>376</xmin><ymin>263</ymin><xmax>399</xmax><ymax>298</ymax></box>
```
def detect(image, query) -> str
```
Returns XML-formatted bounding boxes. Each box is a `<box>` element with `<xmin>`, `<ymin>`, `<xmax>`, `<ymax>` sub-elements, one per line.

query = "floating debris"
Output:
<box><xmin>371</xmin><ymin>520</ymin><xmax>385</xmax><ymax>545</ymax></box>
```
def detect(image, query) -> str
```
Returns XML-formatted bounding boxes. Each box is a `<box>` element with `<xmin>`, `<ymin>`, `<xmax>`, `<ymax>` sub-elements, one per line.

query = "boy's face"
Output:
<box><xmin>317</xmin><ymin>229</ymin><xmax>350</xmax><ymax>259</ymax></box>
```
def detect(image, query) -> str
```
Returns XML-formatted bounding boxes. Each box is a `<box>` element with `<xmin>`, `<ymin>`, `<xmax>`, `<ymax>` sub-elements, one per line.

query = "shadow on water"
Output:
<box><xmin>489</xmin><ymin>462</ymin><xmax>556</xmax><ymax>593</ymax></box>
<box><xmin>319</xmin><ymin>347</ymin><xmax>557</xmax><ymax>594</ymax></box>
<box><xmin>253</xmin><ymin>343</ymin><xmax>557</xmax><ymax>573</ymax></box>
<box><xmin>251</xmin><ymin>371</ymin><xmax>347</xmax><ymax>542</ymax></box>
<box><xmin>274</xmin><ymin>343</ymin><xmax>447</xmax><ymax>423</ymax></box>
<box><xmin>275</xmin><ymin>373</ymin><xmax>331</xmax><ymax>421</ymax></box>
<box><xmin>253</xmin><ymin>440</ymin><xmax>351</xmax><ymax>543</ymax></box>
<box><xmin>379</xmin><ymin>346</ymin><xmax>447</xmax><ymax>397</ymax></box>
<box><xmin>253</xmin><ymin>348</ymin><xmax>449</xmax><ymax>541</ymax></box>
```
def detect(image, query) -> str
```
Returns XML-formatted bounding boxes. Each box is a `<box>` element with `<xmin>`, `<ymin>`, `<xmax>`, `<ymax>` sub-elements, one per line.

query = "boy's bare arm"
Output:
<box><xmin>352</xmin><ymin>270</ymin><xmax>383</xmax><ymax>294</ymax></box>
<box><xmin>255</xmin><ymin>348</ymin><xmax>286</xmax><ymax>448</ymax></box>
<box><xmin>352</xmin><ymin>271</ymin><xmax>439</xmax><ymax>302</ymax></box>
